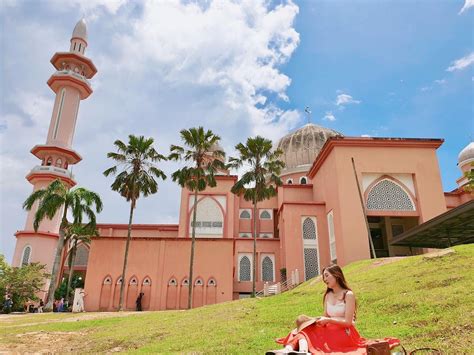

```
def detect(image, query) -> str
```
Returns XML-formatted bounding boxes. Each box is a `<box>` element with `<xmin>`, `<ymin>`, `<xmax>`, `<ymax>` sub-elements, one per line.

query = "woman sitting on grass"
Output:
<box><xmin>269</xmin><ymin>265</ymin><xmax>400</xmax><ymax>354</ymax></box>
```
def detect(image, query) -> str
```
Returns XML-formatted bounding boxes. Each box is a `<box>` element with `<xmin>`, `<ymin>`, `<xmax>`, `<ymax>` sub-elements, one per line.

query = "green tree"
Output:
<box><xmin>228</xmin><ymin>136</ymin><xmax>284</xmax><ymax>297</ymax></box>
<box><xmin>0</xmin><ymin>254</ymin><xmax>49</xmax><ymax>312</ymax></box>
<box><xmin>169</xmin><ymin>127</ymin><xmax>225</xmax><ymax>309</ymax></box>
<box><xmin>103</xmin><ymin>135</ymin><xmax>167</xmax><ymax>311</ymax></box>
<box><xmin>463</xmin><ymin>163</ymin><xmax>474</xmax><ymax>193</ymax></box>
<box><xmin>63</xmin><ymin>223</ymin><xmax>98</xmax><ymax>303</ymax></box>
<box><xmin>23</xmin><ymin>179</ymin><xmax>103</xmax><ymax>311</ymax></box>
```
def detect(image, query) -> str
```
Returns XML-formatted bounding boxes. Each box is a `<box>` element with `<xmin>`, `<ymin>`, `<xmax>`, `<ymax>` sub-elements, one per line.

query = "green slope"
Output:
<box><xmin>1</xmin><ymin>245</ymin><xmax>473</xmax><ymax>353</ymax></box>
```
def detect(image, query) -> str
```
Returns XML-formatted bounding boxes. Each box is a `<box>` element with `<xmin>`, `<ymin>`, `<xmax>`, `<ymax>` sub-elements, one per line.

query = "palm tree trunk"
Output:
<box><xmin>45</xmin><ymin>208</ymin><xmax>68</xmax><ymax>311</ymax></box>
<box><xmin>66</xmin><ymin>239</ymin><xmax>78</xmax><ymax>305</ymax></box>
<box><xmin>188</xmin><ymin>190</ymin><xmax>198</xmax><ymax>309</ymax></box>
<box><xmin>252</xmin><ymin>200</ymin><xmax>257</xmax><ymax>297</ymax></box>
<box><xmin>118</xmin><ymin>200</ymin><xmax>135</xmax><ymax>311</ymax></box>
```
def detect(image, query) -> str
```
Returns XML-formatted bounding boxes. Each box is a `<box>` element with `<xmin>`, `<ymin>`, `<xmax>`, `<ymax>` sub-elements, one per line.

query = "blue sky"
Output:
<box><xmin>1</xmin><ymin>0</ymin><xmax>473</xmax><ymax>263</ymax></box>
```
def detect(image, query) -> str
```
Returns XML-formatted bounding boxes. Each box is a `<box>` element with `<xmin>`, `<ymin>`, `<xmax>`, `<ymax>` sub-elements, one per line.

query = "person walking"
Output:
<box><xmin>136</xmin><ymin>292</ymin><xmax>144</xmax><ymax>311</ymax></box>
<box><xmin>38</xmin><ymin>300</ymin><xmax>44</xmax><ymax>313</ymax></box>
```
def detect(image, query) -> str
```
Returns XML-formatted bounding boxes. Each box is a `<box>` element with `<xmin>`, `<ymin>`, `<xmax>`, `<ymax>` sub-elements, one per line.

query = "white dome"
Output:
<box><xmin>72</xmin><ymin>18</ymin><xmax>87</xmax><ymax>41</ymax></box>
<box><xmin>458</xmin><ymin>142</ymin><xmax>474</xmax><ymax>165</ymax></box>
<box><xmin>276</xmin><ymin>123</ymin><xmax>343</xmax><ymax>171</ymax></box>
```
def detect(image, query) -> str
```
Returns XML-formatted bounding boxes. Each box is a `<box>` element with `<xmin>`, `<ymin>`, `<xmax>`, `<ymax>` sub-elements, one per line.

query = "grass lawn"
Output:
<box><xmin>1</xmin><ymin>245</ymin><xmax>473</xmax><ymax>353</ymax></box>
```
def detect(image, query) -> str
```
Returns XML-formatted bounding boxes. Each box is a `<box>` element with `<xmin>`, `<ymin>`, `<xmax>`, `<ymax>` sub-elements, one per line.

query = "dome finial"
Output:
<box><xmin>72</xmin><ymin>18</ymin><xmax>88</xmax><ymax>41</ymax></box>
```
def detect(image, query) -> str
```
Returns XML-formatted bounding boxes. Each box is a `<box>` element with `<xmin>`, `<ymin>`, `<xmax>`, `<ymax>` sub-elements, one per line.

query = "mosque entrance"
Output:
<box><xmin>368</xmin><ymin>216</ymin><xmax>418</xmax><ymax>258</ymax></box>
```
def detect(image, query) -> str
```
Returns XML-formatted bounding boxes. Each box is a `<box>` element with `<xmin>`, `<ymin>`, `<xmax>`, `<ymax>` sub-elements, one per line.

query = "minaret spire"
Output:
<box><xmin>13</xmin><ymin>20</ymin><xmax>98</xmax><ymax>294</ymax></box>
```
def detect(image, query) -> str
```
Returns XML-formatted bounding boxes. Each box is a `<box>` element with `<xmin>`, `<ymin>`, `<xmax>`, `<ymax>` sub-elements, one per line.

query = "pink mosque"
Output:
<box><xmin>12</xmin><ymin>20</ymin><xmax>474</xmax><ymax>311</ymax></box>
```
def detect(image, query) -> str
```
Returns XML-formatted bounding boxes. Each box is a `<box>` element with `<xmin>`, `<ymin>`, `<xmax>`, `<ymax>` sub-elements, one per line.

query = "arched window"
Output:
<box><xmin>286</xmin><ymin>178</ymin><xmax>293</xmax><ymax>184</ymax></box>
<box><xmin>239</xmin><ymin>256</ymin><xmax>251</xmax><ymax>281</ymax></box>
<box><xmin>207</xmin><ymin>278</ymin><xmax>217</xmax><ymax>286</ymax></box>
<box><xmin>261</xmin><ymin>256</ymin><xmax>274</xmax><ymax>282</ymax></box>
<box><xmin>300</xmin><ymin>176</ymin><xmax>308</xmax><ymax>185</ymax></box>
<box><xmin>239</xmin><ymin>210</ymin><xmax>251</xmax><ymax>219</ymax></box>
<box><xmin>168</xmin><ymin>278</ymin><xmax>177</xmax><ymax>286</ymax></box>
<box><xmin>64</xmin><ymin>162</ymin><xmax>68</xmax><ymax>169</ymax></box>
<box><xmin>302</xmin><ymin>218</ymin><xmax>317</xmax><ymax>240</ymax></box>
<box><xmin>239</xmin><ymin>233</ymin><xmax>250</xmax><ymax>238</ymax></box>
<box><xmin>103</xmin><ymin>276</ymin><xmax>112</xmax><ymax>285</ymax></box>
<box><xmin>46</xmin><ymin>157</ymin><xmax>52</xmax><ymax>166</ymax></box>
<box><xmin>195</xmin><ymin>278</ymin><xmax>204</xmax><ymax>286</ymax></box>
<box><xmin>259</xmin><ymin>233</ymin><xmax>273</xmax><ymax>239</ymax></box>
<box><xmin>129</xmin><ymin>277</ymin><xmax>138</xmax><ymax>285</ymax></box>
<box><xmin>143</xmin><ymin>277</ymin><xmax>151</xmax><ymax>286</ymax></box>
<box><xmin>302</xmin><ymin>217</ymin><xmax>320</xmax><ymax>280</ymax></box>
<box><xmin>181</xmin><ymin>278</ymin><xmax>189</xmax><ymax>286</ymax></box>
<box><xmin>116</xmin><ymin>277</ymin><xmax>123</xmax><ymax>285</ymax></box>
<box><xmin>55</xmin><ymin>158</ymin><xmax>62</xmax><ymax>168</ymax></box>
<box><xmin>21</xmin><ymin>246</ymin><xmax>31</xmax><ymax>267</ymax></box>
<box><xmin>366</xmin><ymin>179</ymin><xmax>415</xmax><ymax>211</ymax></box>
<box><xmin>260</xmin><ymin>210</ymin><xmax>272</xmax><ymax>219</ymax></box>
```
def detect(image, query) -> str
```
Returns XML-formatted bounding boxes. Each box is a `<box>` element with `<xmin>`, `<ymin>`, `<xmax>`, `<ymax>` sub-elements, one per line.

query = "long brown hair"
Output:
<box><xmin>322</xmin><ymin>264</ymin><xmax>352</xmax><ymax>304</ymax></box>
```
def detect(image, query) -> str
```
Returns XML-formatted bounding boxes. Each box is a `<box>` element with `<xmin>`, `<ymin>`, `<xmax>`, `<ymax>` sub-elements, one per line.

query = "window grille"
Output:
<box><xmin>21</xmin><ymin>246</ymin><xmax>31</xmax><ymax>267</ymax></box>
<box><xmin>302</xmin><ymin>218</ymin><xmax>316</xmax><ymax>240</ymax></box>
<box><xmin>129</xmin><ymin>277</ymin><xmax>138</xmax><ymax>285</ymax></box>
<box><xmin>367</xmin><ymin>179</ymin><xmax>415</xmax><ymax>211</ymax></box>
<box><xmin>262</xmin><ymin>256</ymin><xmax>274</xmax><ymax>282</ymax></box>
<box><xmin>300</xmin><ymin>176</ymin><xmax>308</xmax><ymax>184</ymax></box>
<box><xmin>287</xmin><ymin>179</ymin><xmax>293</xmax><ymax>184</ymax></box>
<box><xmin>168</xmin><ymin>278</ymin><xmax>177</xmax><ymax>286</ymax></box>
<box><xmin>181</xmin><ymin>278</ymin><xmax>189</xmax><ymax>286</ymax></box>
<box><xmin>195</xmin><ymin>278</ymin><xmax>204</xmax><ymax>286</ymax></box>
<box><xmin>239</xmin><ymin>256</ymin><xmax>251</xmax><ymax>281</ymax></box>
<box><xmin>260</xmin><ymin>210</ymin><xmax>271</xmax><ymax>219</ymax></box>
<box><xmin>207</xmin><ymin>279</ymin><xmax>216</xmax><ymax>286</ymax></box>
<box><xmin>143</xmin><ymin>278</ymin><xmax>151</xmax><ymax>286</ymax></box>
<box><xmin>116</xmin><ymin>277</ymin><xmax>123</xmax><ymax>285</ymax></box>
<box><xmin>304</xmin><ymin>248</ymin><xmax>319</xmax><ymax>280</ymax></box>
<box><xmin>239</xmin><ymin>210</ymin><xmax>251</xmax><ymax>219</ymax></box>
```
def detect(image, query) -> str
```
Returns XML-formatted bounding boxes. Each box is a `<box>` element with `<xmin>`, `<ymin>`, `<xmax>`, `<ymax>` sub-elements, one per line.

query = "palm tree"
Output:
<box><xmin>228</xmin><ymin>136</ymin><xmax>284</xmax><ymax>297</ymax></box>
<box><xmin>169</xmin><ymin>127</ymin><xmax>225</xmax><ymax>309</ymax></box>
<box><xmin>64</xmin><ymin>223</ymin><xmax>98</xmax><ymax>304</ymax></box>
<box><xmin>103</xmin><ymin>135</ymin><xmax>167</xmax><ymax>311</ymax></box>
<box><xmin>23</xmin><ymin>179</ymin><xmax>103</xmax><ymax>311</ymax></box>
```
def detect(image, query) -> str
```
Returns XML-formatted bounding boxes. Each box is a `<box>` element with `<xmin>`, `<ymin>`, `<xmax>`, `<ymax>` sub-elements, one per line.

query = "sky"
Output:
<box><xmin>1</xmin><ymin>0</ymin><xmax>473</xmax><ymax>263</ymax></box>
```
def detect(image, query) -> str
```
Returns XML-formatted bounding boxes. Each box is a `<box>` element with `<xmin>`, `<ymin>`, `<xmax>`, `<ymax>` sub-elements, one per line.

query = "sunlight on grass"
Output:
<box><xmin>1</xmin><ymin>245</ymin><xmax>472</xmax><ymax>353</ymax></box>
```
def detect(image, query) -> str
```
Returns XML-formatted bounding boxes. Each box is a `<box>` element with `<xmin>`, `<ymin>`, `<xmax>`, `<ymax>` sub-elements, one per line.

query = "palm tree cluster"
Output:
<box><xmin>23</xmin><ymin>127</ymin><xmax>284</xmax><ymax>311</ymax></box>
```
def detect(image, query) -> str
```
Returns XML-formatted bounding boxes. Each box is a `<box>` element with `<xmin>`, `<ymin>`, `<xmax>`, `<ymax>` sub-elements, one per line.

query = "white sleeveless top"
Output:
<box><xmin>326</xmin><ymin>300</ymin><xmax>346</xmax><ymax>320</ymax></box>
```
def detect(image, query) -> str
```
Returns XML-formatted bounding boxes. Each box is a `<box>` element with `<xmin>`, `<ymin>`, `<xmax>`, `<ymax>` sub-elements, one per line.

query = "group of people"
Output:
<box><xmin>268</xmin><ymin>265</ymin><xmax>401</xmax><ymax>354</ymax></box>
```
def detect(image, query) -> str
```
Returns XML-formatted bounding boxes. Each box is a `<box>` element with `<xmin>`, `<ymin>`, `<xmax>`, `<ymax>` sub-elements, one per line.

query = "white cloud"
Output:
<box><xmin>361</xmin><ymin>134</ymin><xmax>371</xmax><ymax>137</ymax></box>
<box><xmin>434</xmin><ymin>79</ymin><xmax>446</xmax><ymax>85</ymax></box>
<box><xmin>335</xmin><ymin>93</ymin><xmax>361</xmax><ymax>106</ymax></box>
<box><xmin>420</xmin><ymin>86</ymin><xmax>431</xmax><ymax>92</ymax></box>
<box><xmin>447</xmin><ymin>52</ymin><xmax>474</xmax><ymax>72</ymax></box>
<box><xmin>323</xmin><ymin>111</ymin><xmax>336</xmax><ymax>121</ymax></box>
<box><xmin>459</xmin><ymin>0</ymin><xmax>474</xmax><ymax>14</ymax></box>
<box><xmin>111</xmin><ymin>0</ymin><xmax>300</xmax><ymax>139</ymax></box>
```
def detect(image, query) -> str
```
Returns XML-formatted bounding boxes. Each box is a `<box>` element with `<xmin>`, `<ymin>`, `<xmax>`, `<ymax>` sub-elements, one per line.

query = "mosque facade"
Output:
<box><xmin>12</xmin><ymin>20</ymin><xmax>473</xmax><ymax>311</ymax></box>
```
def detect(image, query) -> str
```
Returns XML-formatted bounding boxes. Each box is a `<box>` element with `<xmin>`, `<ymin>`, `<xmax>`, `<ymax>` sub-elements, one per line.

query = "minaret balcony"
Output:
<box><xmin>50</xmin><ymin>52</ymin><xmax>97</xmax><ymax>79</ymax></box>
<box><xmin>26</xmin><ymin>165</ymin><xmax>76</xmax><ymax>187</ymax></box>
<box><xmin>47</xmin><ymin>71</ymin><xmax>93</xmax><ymax>99</ymax></box>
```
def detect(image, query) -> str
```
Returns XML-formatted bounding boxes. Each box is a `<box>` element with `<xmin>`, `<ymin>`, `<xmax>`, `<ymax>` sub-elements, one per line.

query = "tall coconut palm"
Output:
<box><xmin>228</xmin><ymin>136</ymin><xmax>284</xmax><ymax>297</ymax></box>
<box><xmin>103</xmin><ymin>135</ymin><xmax>167</xmax><ymax>311</ymax></box>
<box><xmin>169</xmin><ymin>127</ymin><xmax>225</xmax><ymax>309</ymax></box>
<box><xmin>23</xmin><ymin>179</ymin><xmax>103</xmax><ymax>310</ymax></box>
<box><xmin>64</xmin><ymin>223</ymin><xmax>98</xmax><ymax>303</ymax></box>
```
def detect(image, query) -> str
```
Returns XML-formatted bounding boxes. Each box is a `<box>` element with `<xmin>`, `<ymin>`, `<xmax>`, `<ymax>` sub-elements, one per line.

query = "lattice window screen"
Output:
<box><xmin>367</xmin><ymin>179</ymin><xmax>415</xmax><ymax>211</ymax></box>
<box><xmin>239</xmin><ymin>256</ymin><xmax>251</xmax><ymax>281</ymax></box>
<box><xmin>304</xmin><ymin>248</ymin><xmax>319</xmax><ymax>280</ymax></box>
<box><xmin>260</xmin><ymin>210</ymin><xmax>271</xmax><ymax>219</ymax></box>
<box><xmin>262</xmin><ymin>256</ymin><xmax>274</xmax><ymax>282</ymax></box>
<box><xmin>21</xmin><ymin>246</ymin><xmax>31</xmax><ymax>267</ymax></box>
<box><xmin>240</xmin><ymin>210</ymin><xmax>251</xmax><ymax>219</ymax></box>
<box><xmin>303</xmin><ymin>218</ymin><xmax>317</xmax><ymax>240</ymax></box>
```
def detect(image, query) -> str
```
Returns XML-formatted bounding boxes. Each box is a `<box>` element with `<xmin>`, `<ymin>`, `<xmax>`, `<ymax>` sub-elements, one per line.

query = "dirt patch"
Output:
<box><xmin>3</xmin><ymin>330</ymin><xmax>88</xmax><ymax>353</ymax></box>
<box><xmin>423</xmin><ymin>248</ymin><xmax>456</xmax><ymax>260</ymax></box>
<box><xmin>1</xmin><ymin>311</ymin><xmax>139</xmax><ymax>328</ymax></box>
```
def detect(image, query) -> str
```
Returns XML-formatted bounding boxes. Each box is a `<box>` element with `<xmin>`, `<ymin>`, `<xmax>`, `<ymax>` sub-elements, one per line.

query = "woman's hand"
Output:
<box><xmin>316</xmin><ymin>316</ymin><xmax>331</xmax><ymax>326</ymax></box>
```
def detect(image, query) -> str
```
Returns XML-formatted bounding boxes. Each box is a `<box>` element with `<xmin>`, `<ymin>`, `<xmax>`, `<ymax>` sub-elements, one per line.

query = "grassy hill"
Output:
<box><xmin>1</xmin><ymin>245</ymin><xmax>473</xmax><ymax>353</ymax></box>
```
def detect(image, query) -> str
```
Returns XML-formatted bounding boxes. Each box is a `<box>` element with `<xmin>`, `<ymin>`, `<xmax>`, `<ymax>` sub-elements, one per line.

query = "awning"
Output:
<box><xmin>391</xmin><ymin>200</ymin><xmax>474</xmax><ymax>248</ymax></box>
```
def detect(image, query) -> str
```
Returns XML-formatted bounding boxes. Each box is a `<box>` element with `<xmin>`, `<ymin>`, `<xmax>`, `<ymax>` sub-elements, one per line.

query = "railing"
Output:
<box><xmin>30</xmin><ymin>165</ymin><xmax>74</xmax><ymax>179</ymax></box>
<box><xmin>256</xmin><ymin>269</ymin><xmax>301</xmax><ymax>298</ymax></box>
<box><xmin>53</xmin><ymin>70</ymin><xmax>91</xmax><ymax>87</ymax></box>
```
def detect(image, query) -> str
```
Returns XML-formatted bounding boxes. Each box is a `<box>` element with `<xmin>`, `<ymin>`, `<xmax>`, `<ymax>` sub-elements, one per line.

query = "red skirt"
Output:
<box><xmin>276</xmin><ymin>323</ymin><xmax>400</xmax><ymax>354</ymax></box>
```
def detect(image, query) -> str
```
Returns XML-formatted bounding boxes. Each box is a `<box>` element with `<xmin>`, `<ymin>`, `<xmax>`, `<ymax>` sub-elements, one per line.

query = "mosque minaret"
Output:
<box><xmin>12</xmin><ymin>19</ymin><xmax>97</xmax><ymax>277</ymax></box>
